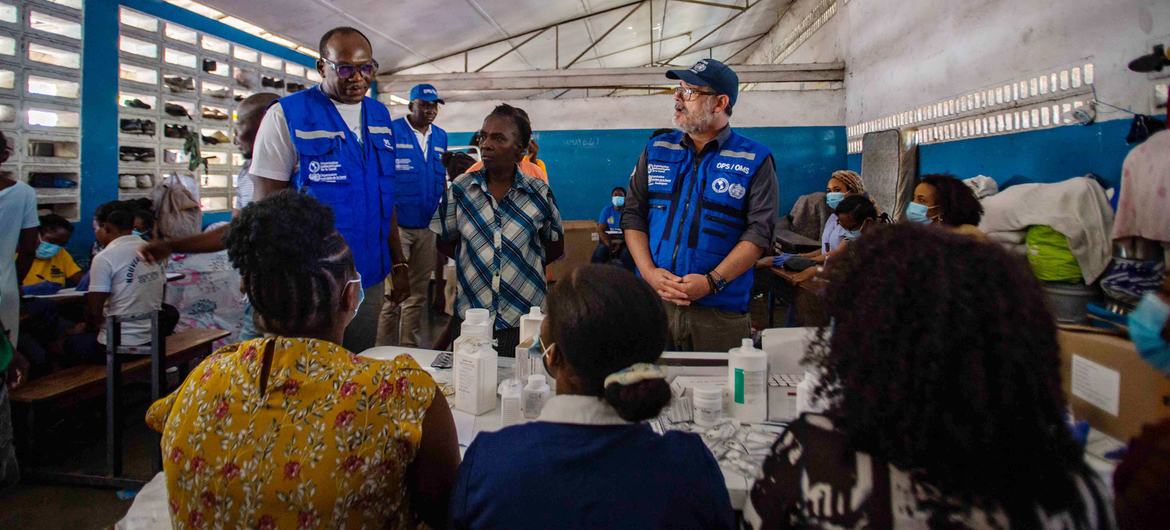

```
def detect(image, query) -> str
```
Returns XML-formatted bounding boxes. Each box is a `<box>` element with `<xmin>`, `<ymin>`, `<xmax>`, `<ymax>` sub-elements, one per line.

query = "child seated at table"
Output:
<box><xmin>62</xmin><ymin>201</ymin><xmax>173</xmax><ymax>365</ymax></box>
<box><xmin>21</xmin><ymin>214</ymin><xmax>82</xmax><ymax>291</ymax></box>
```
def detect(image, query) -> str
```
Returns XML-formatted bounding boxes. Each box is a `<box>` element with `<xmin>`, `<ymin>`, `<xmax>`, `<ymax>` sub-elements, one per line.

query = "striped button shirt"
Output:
<box><xmin>431</xmin><ymin>167</ymin><xmax>563</xmax><ymax>330</ymax></box>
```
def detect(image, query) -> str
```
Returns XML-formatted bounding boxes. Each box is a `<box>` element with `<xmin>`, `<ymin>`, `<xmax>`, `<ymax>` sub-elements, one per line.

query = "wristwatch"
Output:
<box><xmin>705</xmin><ymin>271</ymin><xmax>728</xmax><ymax>293</ymax></box>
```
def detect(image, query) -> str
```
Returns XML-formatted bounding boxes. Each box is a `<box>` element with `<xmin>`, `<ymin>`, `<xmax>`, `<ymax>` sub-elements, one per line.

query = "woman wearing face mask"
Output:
<box><xmin>788</xmin><ymin>195</ymin><xmax>885</xmax><ymax>283</ymax></box>
<box><xmin>806</xmin><ymin>170</ymin><xmax>867</xmax><ymax>263</ymax></box>
<box><xmin>146</xmin><ymin>191</ymin><xmax>460</xmax><ymax>529</ymax></box>
<box><xmin>450</xmin><ymin>265</ymin><xmax>735</xmax><ymax>530</ymax></box>
<box><xmin>905</xmin><ymin>173</ymin><xmax>988</xmax><ymax>241</ymax></box>
<box><xmin>591</xmin><ymin>186</ymin><xmax>635</xmax><ymax>270</ymax></box>
<box><xmin>1114</xmin><ymin>275</ymin><xmax>1170</xmax><ymax>529</ymax></box>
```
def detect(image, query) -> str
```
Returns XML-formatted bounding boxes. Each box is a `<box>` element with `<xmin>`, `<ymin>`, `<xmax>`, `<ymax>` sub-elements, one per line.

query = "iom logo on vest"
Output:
<box><xmin>307</xmin><ymin>159</ymin><xmax>347</xmax><ymax>183</ymax></box>
<box><xmin>712</xmin><ymin>177</ymin><xmax>746</xmax><ymax>199</ymax></box>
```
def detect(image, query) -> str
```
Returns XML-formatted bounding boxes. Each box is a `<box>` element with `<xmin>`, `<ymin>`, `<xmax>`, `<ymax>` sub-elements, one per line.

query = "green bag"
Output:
<box><xmin>1025</xmin><ymin>225</ymin><xmax>1083</xmax><ymax>283</ymax></box>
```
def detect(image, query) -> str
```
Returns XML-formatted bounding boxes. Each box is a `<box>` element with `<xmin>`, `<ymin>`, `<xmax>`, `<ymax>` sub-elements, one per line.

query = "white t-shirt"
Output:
<box><xmin>89</xmin><ymin>235</ymin><xmax>165</xmax><ymax>346</ymax></box>
<box><xmin>0</xmin><ymin>180</ymin><xmax>39</xmax><ymax>344</ymax></box>
<box><xmin>249</xmin><ymin>95</ymin><xmax>364</xmax><ymax>183</ymax></box>
<box><xmin>235</xmin><ymin>159</ymin><xmax>253</xmax><ymax>209</ymax></box>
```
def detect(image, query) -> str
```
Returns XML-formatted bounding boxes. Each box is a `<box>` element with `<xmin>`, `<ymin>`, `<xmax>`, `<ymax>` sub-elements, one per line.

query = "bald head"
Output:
<box><xmin>235</xmin><ymin>92</ymin><xmax>280</xmax><ymax>159</ymax></box>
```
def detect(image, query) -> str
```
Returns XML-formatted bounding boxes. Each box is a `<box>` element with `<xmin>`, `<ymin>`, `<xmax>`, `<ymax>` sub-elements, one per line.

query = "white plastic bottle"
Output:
<box><xmin>692</xmin><ymin>386</ymin><xmax>723</xmax><ymax>427</ymax></box>
<box><xmin>515</xmin><ymin>307</ymin><xmax>546</xmax><ymax>385</ymax></box>
<box><xmin>453</xmin><ymin>309</ymin><xmax>498</xmax><ymax>415</ymax></box>
<box><xmin>522</xmin><ymin>374</ymin><xmax>551</xmax><ymax>419</ymax></box>
<box><xmin>728</xmin><ymin>338</ymin><xmax>767</xmax><ymax>423</ymax></box>
<box><xmin>499</xmin><ymin>379</ymin><xmax>523</xmax><ymax>427</ymax></box>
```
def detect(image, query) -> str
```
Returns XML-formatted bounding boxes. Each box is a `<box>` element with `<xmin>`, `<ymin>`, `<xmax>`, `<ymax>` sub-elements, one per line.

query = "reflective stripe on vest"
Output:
<box><xmin>280</xmin><ymin>86</ymin><xmax>397</xmax><ymax>287</ymax></box>
<box><xmin>389</xmin><ymin>116</ymin><xmax>448</xmax><ymax>228</ymax></box>
<box><xmin>642</xmin><ymin>129</ymin><xmax>772</xmax><ymax>313</ymax></box>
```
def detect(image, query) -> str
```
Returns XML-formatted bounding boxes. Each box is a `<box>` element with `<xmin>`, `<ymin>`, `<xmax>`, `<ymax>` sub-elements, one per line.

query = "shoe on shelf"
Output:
<box><xmin>137</xmin><ymin>151</ymin><xmax>156</xmax><ymax>163</ymax></box>
<box><xmin>123</xmin><ymin>98</ymin><xmax>152</xmax><ymax>110</ymax></box>
<box><xmin>119</xmin><ymin>150</ymin><xmax>138</xmax><ymax>161</ymax></box>
<box><xmin>164</xmin><ymin>76</ymin><xmax>195</xmax><ymax>93</ymax></box>
<box><xmin>201</xmin><ymin>107</ymin><xmax>229</xmax><ymax>120</ymax></box>
<box><xmin>30</xmin><ymin>173</ymin><xmax>77</xmax><ymax>188</ymax></box>
<box><xmin>137</xmin><ymin>173</ymin><xmax>153</xmax><ymax>189</ymax></box>
<box><xmin>211</xmin><ymin>131</ymin><xmax>231</xmax><ymax>144</ymax></box>
<box><xmin>202</xmin><ymin>59</ymin><xmax>217</xmax><ymax>73</ymax></box>
<box><xmin>164</xmin><ymin>102</ymin><xmax>192</xmax><ymax>119</ymax></box>
<box><xmin>204</xmin><ymin>87</ymin><xmax>231</xmax><ymax>99</ymax></box>
<box><xmin>120</xmin><ymin>118</ymin><xmax>143</xmax><ymax>134</ymax></box>
<box><xmin>261</xmin><ymin>76</ymin><xmax>276</xmax><ymax>88</ymax></box>
<box><xmin>164</xmin><ymin>124</ymin><xmax>190</xmax><ymax>139</ymax></box>
<box><xmin>233</xmin><ymin>69</ymin><xmax>254</xmax><ymax>89</ymax></box>
<box><xmin>201</xmin><ymin>135</ymin><xmax>218</xmax><ymax>145</ymax></box>
<box><xmin>119</xmin><ymin>174</ymin><xmax>137</xmax><ymax>189</ymax></box>
<box><xmin>142</xmin><ymin>120</ymin><xmax>156</xmax><ymax>136</ymax></box>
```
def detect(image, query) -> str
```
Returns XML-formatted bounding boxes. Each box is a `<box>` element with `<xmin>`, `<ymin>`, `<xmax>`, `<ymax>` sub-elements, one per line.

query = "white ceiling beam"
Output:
<box><xmin>378</xmin><ymin>63</ymin><xmax>843</xmax><ymax>92</ymax></box>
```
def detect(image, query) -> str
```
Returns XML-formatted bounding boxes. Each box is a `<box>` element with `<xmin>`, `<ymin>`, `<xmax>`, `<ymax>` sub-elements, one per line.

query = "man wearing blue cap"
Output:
<box><xmin>622</xmin><ymin>59</ymin><xmax>778</xmax><ymax>351</ymax></box>
<box><xmin>376</xmin><ymin>84</ymin><xmax>448</xmax><ymax>347</ymax></box>
<box><xmin>245</xmin><ymin>27</ymin><xmax>409</xmax><ymax>352</ymax></box>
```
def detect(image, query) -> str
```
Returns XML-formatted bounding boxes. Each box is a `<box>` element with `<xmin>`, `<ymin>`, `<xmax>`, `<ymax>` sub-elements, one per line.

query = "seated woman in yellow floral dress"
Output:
<box><xmin>146</xmin><ymin>191</ymin><xmax>459</xmax><ymax>529</ymax></box>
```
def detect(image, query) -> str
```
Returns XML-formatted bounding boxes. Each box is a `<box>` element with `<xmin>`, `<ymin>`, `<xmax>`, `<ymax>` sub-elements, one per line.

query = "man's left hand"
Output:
<box><xmin>388</xmin><ymin>265</ymin><xmax>411</xmax><ymax>304</ymax></box>
<box><xmin>678</xmin><ymin>274</ymin><xmax>713</xmax><ymax>302</ymax></box>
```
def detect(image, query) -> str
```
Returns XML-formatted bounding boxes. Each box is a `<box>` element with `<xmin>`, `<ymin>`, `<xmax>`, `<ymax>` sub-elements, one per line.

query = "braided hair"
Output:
<box><xmin>223</xmin><ymin>191</ymin><xmax>354</xmax><ymax>337</ymax></box>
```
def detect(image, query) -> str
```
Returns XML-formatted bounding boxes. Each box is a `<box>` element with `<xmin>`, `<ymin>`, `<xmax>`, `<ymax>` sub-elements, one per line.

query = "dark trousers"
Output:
<box><xmin>591</xmin><ymin>243</ymin><xmax>635</xmax><ymax>271</ymax></box>
<box><xmin>62</xmin><ymin>304</ymin><xmax>180</xmax><ymax>365</ymax></box>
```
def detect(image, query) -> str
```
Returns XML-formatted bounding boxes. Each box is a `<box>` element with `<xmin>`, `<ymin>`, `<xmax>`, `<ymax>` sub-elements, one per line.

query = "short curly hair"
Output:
<box><xmin>223</xmin><ymin>191</ymin><xmax>354</xmax><ymax>337</ymax></box>
<box><xmin>807</xmin><ymin>223</ymin><xmax>1106</xmax><ymax>528</ymax></box>
<box><xmin>920</xmin><ymin>173</ymin><xmax>984</xmax><ymax>227</ymax></box>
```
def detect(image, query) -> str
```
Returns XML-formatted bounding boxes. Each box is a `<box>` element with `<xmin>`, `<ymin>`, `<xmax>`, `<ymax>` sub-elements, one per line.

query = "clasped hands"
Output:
<box><xmin>644</xmin><ymin>267</ymin><xmax>711</xmax><ymax>306</ymax></box>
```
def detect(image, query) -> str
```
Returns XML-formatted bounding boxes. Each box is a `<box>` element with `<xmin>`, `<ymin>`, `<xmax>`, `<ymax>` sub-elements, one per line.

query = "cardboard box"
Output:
<box><xmin>1058</xmin><ymin>329</ymin><xmax>1170</xmax><ymax>442</ymax></box>
<box><xmin>546</xmin><ymin>220</ymin><xmax>597</xmax><ymax>282</ymax></box>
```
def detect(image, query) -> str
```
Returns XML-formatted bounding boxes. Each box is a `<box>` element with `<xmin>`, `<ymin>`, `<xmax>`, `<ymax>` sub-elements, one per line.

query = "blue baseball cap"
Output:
<box><xmin>666</xmin><ymin>59</ymin><xmax>738</xmax><ymax>108</ymax></box>
<box><xmin>409</xmin><ymin>83</ymin><xmax>444</xmax><ymax>104</ymax></box>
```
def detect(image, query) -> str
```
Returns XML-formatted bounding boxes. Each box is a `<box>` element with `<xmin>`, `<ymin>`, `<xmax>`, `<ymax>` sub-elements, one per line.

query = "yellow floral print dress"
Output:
<box><xmin>146</xmin><ymin>337</ymin><xmax>437</xmax><ymax>529</ymax></box>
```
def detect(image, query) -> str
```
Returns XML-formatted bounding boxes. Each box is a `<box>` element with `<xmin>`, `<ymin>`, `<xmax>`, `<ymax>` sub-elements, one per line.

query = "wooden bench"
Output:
<box><xmin>11</xmin><ymin>327</ymin><xmax>229</xmax><ymax>488</ymax></box>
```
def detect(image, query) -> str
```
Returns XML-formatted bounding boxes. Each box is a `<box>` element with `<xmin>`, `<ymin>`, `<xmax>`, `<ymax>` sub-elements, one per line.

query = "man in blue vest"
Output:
<box><xmin>376</xmin><ymin>84</ymin><xmax>447</xmax><ymax>347</ymax></box>
<box><xmin>247</xmin><ymin>27</ymin><xmax>408</xmax><ymax>352</ymax></box>
<box><xmin>622</xmin><ymin>59</ymin><xmax>778</xmax><ymax>352</ymax></box>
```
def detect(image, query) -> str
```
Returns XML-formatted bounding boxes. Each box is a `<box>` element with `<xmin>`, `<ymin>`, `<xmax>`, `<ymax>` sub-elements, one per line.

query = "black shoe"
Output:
<box><xmin>123</xmin><ymin>98</ymin><xmax>152</xmax><ymax>110</ymax></box>
<box><xmin>261</xmin><ymin>76</ymin><xmax>275</xmax><ymax>88</ymax></box>
<box><xmin>164</xmin><ymin>103</ymin><xmax>191</xmax><ymax>119</ymax></box>
<box><xmin>201</xmin><ymin>135</ymin><xmax>218</xmax><ymax>145</ymax></box>
<box><xmin>202</xmin><ymin>59</ymin><xmax>217</xmax><ymax>73</ymax></box>
<box><xmin>137</xmin><ymin>150</ymin><xmax>156</xmax><ymax>163</ymax></box>
<box><xmin>164</xmin><ymin>76</ymin><xmax>195</xmax><ymax>93</ymax></box>
<box><xmin>120</xmin><ymin>118</ymin><xmax>144</xmax><ymax>134</ymax></box>
<box><xmin>142</xmin><ymin>120</ymin><xmax>156</xmax><ymax>136</ymax></box>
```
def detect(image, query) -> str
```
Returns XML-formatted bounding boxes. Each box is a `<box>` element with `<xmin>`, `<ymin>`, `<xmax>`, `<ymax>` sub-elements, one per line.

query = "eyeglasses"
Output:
<box><xmin>321</xmin><ymin>58</ymin><xmax>379</xmax><ymax>79</ymax></box>
<box><xmin>674</xmin><ymin>85</ymin><xmax>718</xmax><ymax>101</ymax></box>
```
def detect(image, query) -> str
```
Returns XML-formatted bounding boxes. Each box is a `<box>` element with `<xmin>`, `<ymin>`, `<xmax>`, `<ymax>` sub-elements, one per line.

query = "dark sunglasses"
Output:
<box><xmin>321</xmin><ymin>58</ymin><xmax>379</xmax><ymax>79</ymax></box>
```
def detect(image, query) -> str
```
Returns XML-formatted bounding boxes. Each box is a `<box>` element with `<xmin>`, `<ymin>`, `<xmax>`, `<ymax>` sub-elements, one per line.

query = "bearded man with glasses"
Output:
<box><xmin>246</xmin><ymin>26</ymin><xmax>408</xmax><ymax>352</ymax></box>
<box><xmin>622</xmin><ymin>59</ymin><xmax>779</xmax><ymax>352</ymax></box>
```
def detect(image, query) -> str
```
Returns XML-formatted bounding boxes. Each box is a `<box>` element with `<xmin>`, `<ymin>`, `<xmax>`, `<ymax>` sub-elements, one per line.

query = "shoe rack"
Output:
<box><xmin>0</xmin><ymin>0</ymin><xmax>84</xmax><ymax>220</ymax></box>
<box><xmin>117</xmin><ymin>6</ymin><xmax>318</xmax><ymax>212</ymax></box>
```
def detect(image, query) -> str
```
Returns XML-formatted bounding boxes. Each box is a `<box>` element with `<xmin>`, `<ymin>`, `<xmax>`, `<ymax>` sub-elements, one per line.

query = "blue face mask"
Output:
<box><xmin>35</xmin><ymin>241</ymin><xmax>62</xmax><ymax>260</ymax></box>
<box><xmin>905</xmin><ymin>202</ymin><xmax>933</xmax><ymax>224</ymax></box>
<box><xmin>612</xmin><ymin>196</ymin><xmax>625</xmax><ymax>208</ymax></box>
<box><xmin>843</xmin><ymin>228</ymin><xmax>861</xmax><ymax>240</ymax></box>
<box><xmin>132</xmin><ymin>229</ymin><xmax>149</xmax><ymax>240</ymax></box>
<box><xmin>825</xmin><ymin>192</ymin><xmax>845</xmax><ymax>210</ymax></box>
<box><xmin>1129</xmin><ymin>292</ymin><xmax>1170</xmax><ymax>374</ymax></box>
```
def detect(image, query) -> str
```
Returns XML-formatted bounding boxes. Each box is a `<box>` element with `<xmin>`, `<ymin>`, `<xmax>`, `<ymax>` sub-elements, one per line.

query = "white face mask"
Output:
<box><xmin>346</xmin><ymin>274</ymin><xmax>363</xmax><ymax>323</ymax></box>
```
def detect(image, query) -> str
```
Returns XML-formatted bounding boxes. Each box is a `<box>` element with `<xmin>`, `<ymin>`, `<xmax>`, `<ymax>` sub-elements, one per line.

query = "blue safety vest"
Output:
<box><xmin>390</xmin><ymin>116</ymin><xmax>447</xmax><ymax>228</ymax></box>
<box><xmin>281</xmin><ymin>86</ymin><xmax>397</xmax><ymax>288</ymax></box>
<box><xmin>643</xmin><ymin>129</ymin><xmax>771</xmax><ymax>313</ymax></box>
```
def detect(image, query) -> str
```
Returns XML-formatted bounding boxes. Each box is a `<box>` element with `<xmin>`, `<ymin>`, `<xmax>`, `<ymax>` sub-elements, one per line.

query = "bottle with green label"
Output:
<box><xmin>728</xmin><ymin>338</ymin><xmax>767</xmax><ymax>423</ymax></box>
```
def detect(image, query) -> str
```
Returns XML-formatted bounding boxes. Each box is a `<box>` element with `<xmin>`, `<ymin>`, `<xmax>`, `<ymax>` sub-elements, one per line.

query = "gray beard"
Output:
<box><xmin>673</xmin><ymin>109</ymin><xmax>716</xmax><ymax>134</ymax></box>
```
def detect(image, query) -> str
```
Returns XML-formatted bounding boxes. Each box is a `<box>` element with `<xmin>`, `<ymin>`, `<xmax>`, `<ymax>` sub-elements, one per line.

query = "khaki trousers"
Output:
<box><xmin>376</xmin><ymin>227</ymin><xmax>437</xmax><ymax>347</ymax></box>
<box><xmin>663</xmin><ymin>302</ymin><xmax>751</xmax><ymax>352</ymax></box>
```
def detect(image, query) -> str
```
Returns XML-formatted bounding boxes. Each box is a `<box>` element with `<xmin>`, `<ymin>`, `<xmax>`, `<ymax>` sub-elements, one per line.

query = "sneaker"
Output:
<box><xmin>123</xmin><ymin>98</ymin><xmax>152</xmax><ymax>110</ymax></box>
<box><xmin>142</xmin><ymin>120</ymin><xmax>156</xmax><ymax>136</ymax></box>
<box><xmin>201</xmin><ymin>107</ymin><xmax>229</xmax><ymax>120</ymax></box>
<box><xmin>164</xmin><ymin>102</ymin><xmax>192</xmax><ymax>119</ymax></box>
<box><xmin>119</xmin><ymin>174</ymin><xmax>137</xmax><ymax>189</ymax></box>
<box><xmin>210</xmin><ymin>131</ymin><xmax>231</xmax><ymax>144</ymax></box>
<box><xmin>119</xmin><ymin>148</ymin><xmax>138</xmax><ymax>161</ymax></box>
<box><xmin>137</xmin><ymin>150</ymin><xmax>156</xmax><ymax>163</ymax></box>
<box><xmin>120</xmin><ymin>118</ymin><xmax>141</xmax><ymax>134</ymax></box>
<box><xmin>202</xmin><ymin>59</ymin><xmax>217</xmax><ymax>73</ymax></box>
<box><xmin>136</xmin><ymin>173</ymin><xmax>153</xmax><ymax>188</ymax></box>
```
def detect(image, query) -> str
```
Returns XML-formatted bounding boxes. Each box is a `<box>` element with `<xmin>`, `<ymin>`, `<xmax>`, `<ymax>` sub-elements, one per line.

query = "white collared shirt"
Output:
<box><xmin>535</xmin><ymin>394</ymin><xmax>632</xmax><ymax>426</ymax></box>
<box><xmin>412</xmin><ymin>122</ymin><xmax>431</xmax><ymax>161</ymax></box>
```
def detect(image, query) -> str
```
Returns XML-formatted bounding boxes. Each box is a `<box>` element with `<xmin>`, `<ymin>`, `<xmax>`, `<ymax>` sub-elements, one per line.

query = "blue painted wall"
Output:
<box><xmin>450</xmin><ymin>125</ymin><xmax>848</xmax><ymax>221</ymax></box>
<box><xmin>71</xmin><ymin>1</ymin><xmax>317</xmax><ymax>261</ymax></box>
<box><xmin>844</xmin><ymin>118</ymin><xmax>1136</xmax><ymax>211</ymax></box>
